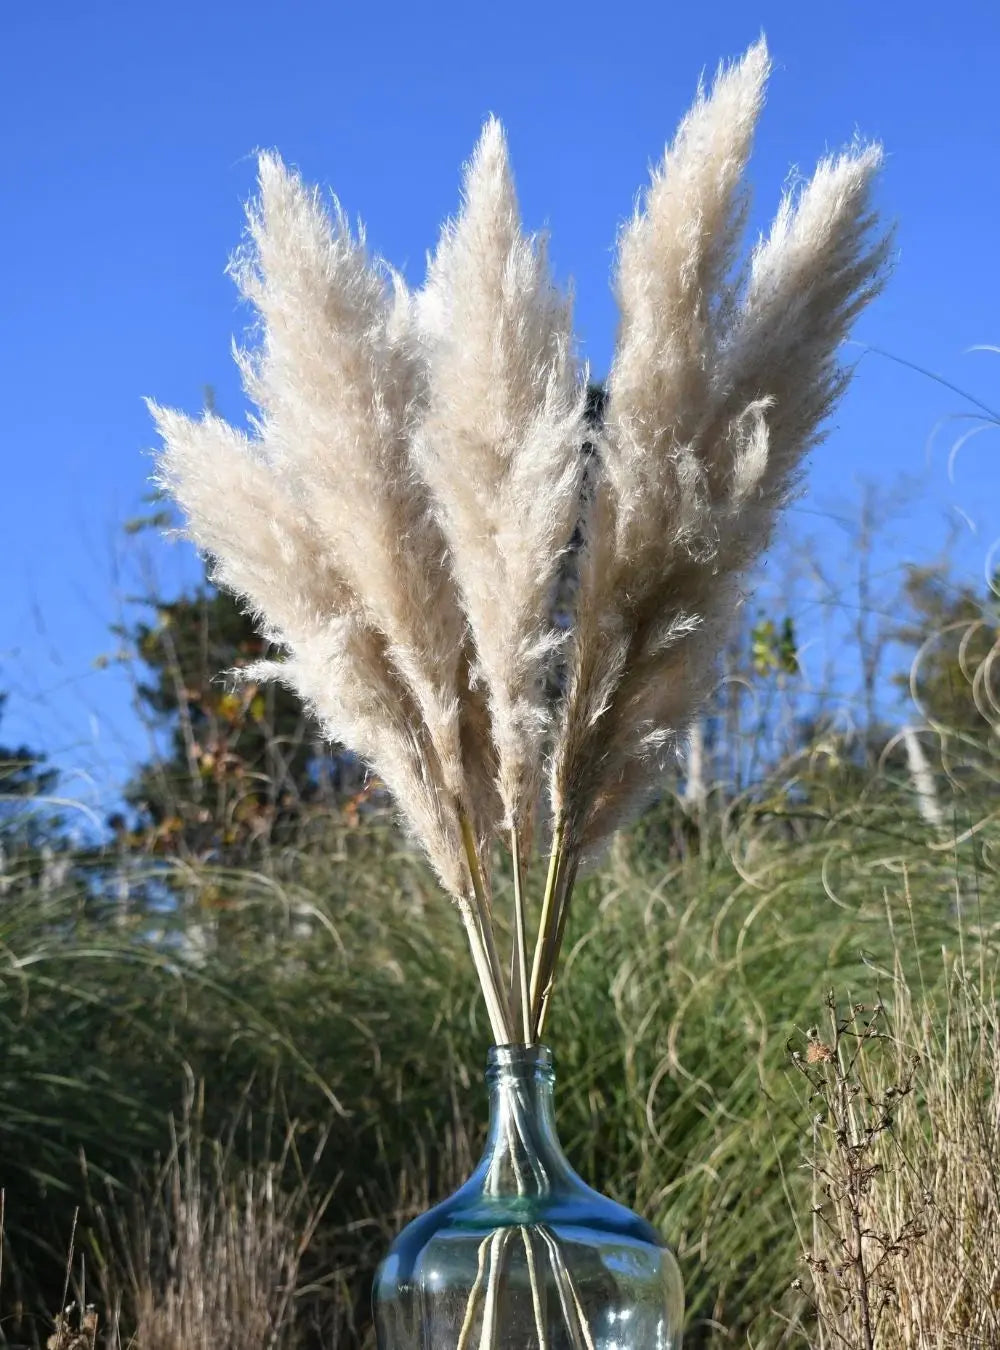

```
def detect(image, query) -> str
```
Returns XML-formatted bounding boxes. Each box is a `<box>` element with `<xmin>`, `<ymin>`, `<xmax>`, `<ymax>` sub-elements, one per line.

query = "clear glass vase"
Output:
<box><xmin>374</xmin><ymin>1044</ymin><xmax>684</xmax><ymax>1348</ymax></box>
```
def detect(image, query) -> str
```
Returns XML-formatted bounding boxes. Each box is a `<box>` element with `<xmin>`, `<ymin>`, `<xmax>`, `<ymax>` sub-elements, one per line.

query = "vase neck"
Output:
<box><xmin>479</xmin><ymin>1044</ymin><xmax>573</xmax><ymax>1197</ymax></box>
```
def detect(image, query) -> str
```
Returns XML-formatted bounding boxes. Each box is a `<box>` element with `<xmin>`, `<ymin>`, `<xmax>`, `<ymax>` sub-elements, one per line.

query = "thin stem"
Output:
<box><xmin>463</xmin><ymin>1110</ymin><xmax>518</xmax><ymax>1350</ymax></box>
<box><xmin>478</xmin><ymin>1228</ymin><xmax>512</xmax><ymax>1350</ymax></box>
<box><xmin>459</xmin><ymin>810</ymin><xmax>514</xmax><ymax>1042</ymax></box>
<box><xmin>482</xmin><ymin>1094</ymin><xmax>553</xmax><ymax>1350</ymax></box>
<box><xmin>534</xmin><ymin>857</ymin><xmax>580</xmax><ymax>1043</ymax></box>
<box><xmin>510</xmin><ymin>827</ymin><xmax>531</xmax><ymax>1044</ymax></box>
<box><xmin>456</xmin><ymin>1234</ymin><xmax>493</xmax><ymax>1350</ymax></box>
<box><xmin>528</xmin><ymin>816</ymin><xmax>566</xmax><ymax>1036</ymax></box>
<box><xmin>560</xmin><ymin>1254</ymin><xmax>596</xmax><ymax>1350</ymax></box>
<box><xmin>537</xmin><ymin>1226</ymin><xmax>594</xmax><ymax>1350</ymax></box>
<box><xmin>521</xmin><ymin>1226</ymin><xmax>550</xmax><ymax>1350</ymax></box>
<box><xmin>459</xmin><ymin>900</ymin><xmax>511</xmax><ymax>1046</ymax></box>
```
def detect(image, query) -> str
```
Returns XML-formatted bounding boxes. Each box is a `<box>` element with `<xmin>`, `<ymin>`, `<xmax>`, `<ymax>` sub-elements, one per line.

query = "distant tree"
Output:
<box><xmin>0</xmin><ymin>695</ymin><xmax>58</xmax><ymax>801</ymax></box>
<box><xmin>0</xmin><ymin>694</ymin><xmax>86</xmax><ymax>908</ymax></box>
<box><xmin>0</xmin><ymin>692</ymin><xmax>60</xmax><ymax>849</ymax></box>
<box><xmin>114</xmin><ymin>579</ymin><xmax>367</xmax><ymax>865</ymax></box>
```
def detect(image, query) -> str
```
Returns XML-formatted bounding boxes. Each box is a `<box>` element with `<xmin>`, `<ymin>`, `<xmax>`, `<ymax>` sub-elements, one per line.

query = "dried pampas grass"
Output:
<box><xmin>415</xmin><ymin>118</ymin><xmax>587</xmax><ymax>835</ymax></box>
<box><xmin>553</xmin><ymin>40</ymin><xmax>890</xmax><ymax>866</ymax></box>
<box><xmin>153</xmin><ymin>35</ymin><xmax>890</xmax><ymax>1045</ymax></box>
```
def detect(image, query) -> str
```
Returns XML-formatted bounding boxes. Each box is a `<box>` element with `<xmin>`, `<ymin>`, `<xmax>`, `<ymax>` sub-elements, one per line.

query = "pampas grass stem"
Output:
<box><xmin>510</xmin><ymin>828</ymin><xmax>532</xmax><ymax>1044</ymax></box>
<box><xmin>456</xmin><ymin>1234</ymin><xmax>492</xmax><ymax>1350</ymax></box>
<box><xmin>528</xmin><ymin>818</ymin><xmax>567</xmax><ymax>1036</ymax></box>
<box><xmin>534</xmin><ymin>857</ymin><xmax>580</xmax><ymax>1043</ymax></box>
<box><xmin>458</xmin><ymin>900</ymin><xmax>511</xmax><ymax>1046</ymax></box>
<box><xmin>539</xmin><ymin>1227</ymin><xmax>595</xmax><ymax>1350</ymax></box>
<box><xmin>459</xmin><ymin>811</ymin><xmax>514</xmax><ymax>1041</ymax></box>
<box><xmin>478</xmin><ymin>1229</ymin><xmax>510</xmax><ymax>1350</ymax></box>
<box><xmin>522</xmin><ymin>1227</ymin><xmax>549</xmax><ymax>1347</ymax></box>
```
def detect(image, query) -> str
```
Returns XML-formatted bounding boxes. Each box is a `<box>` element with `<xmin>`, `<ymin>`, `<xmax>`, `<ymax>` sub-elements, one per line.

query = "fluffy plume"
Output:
<box><xmin>553</xmin><ymin>38</ymin><xmax>891</xmax><ymax>854</ymax></box>
<box><xmin>153</xmin><ymin>48</ymin><xmax>890</xmax><ymax>1045</ymax></box>
<box><xmin>415</xmin><ymin>118</ymin><xmax>588</xmax><ymax>830</ymax></box>
<box><xmin>230</xmin><ymin>155</ymin><xmax>472</xmax><ymax>809</ymax></box>
<box><xmin>152</xmin><ymin>154</ymin><xmax>495</xmax><ymax>896</ymax></box>
<box><xmin>152</xmin><ymin>406</ymin><xmax>470</xmax><ymax>898</ymax></box>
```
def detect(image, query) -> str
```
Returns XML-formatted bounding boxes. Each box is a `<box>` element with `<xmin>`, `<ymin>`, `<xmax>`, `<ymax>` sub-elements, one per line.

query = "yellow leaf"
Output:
<box><xmin>217</xmin><ymin>692</ymin><xmax>242</xmax><ymax>723</ymax></box>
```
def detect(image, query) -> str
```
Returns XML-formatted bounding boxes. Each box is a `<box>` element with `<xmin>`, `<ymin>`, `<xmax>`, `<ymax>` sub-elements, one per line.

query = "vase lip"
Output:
<box><xmin>485</xmin><ymin>1042</ymin><xmax>554</xmax><ymax>1078</ymax></box>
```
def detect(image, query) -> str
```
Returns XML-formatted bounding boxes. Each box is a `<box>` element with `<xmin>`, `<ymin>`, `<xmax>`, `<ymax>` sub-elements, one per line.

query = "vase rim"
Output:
<box><xmin>485</xmin><ymin>1043</ymin><xmax>553</xmax><ymax>1077</ymax></box>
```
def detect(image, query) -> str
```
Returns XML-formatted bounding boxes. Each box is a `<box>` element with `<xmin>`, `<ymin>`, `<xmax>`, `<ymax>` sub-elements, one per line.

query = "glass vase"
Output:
<box><xmin>374</xmin><ymin>1044</ymin><xmax>684</xmax><ymax>1348</ymax></box>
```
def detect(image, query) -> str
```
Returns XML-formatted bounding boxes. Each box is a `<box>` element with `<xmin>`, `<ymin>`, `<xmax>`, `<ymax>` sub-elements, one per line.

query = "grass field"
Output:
<box><xmin>2</xmin><ymin>704</ymin><xmax>997</xmax><ymax>1347</ymax></box>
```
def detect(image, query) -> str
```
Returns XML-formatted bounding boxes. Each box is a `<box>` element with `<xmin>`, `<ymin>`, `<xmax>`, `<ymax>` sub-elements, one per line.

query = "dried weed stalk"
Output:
<box><xmin>787</xmin><ymin>961</ymin><xmax>1000</xmax><ymax>1349</ymax></box>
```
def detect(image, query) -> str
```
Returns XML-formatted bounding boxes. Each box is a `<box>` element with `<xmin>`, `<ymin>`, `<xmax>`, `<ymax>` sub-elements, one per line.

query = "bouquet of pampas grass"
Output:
<box><xmin>153</xmin><ymin>37</ymin><xmax>890</xmax><ymax>1051</ymax></box>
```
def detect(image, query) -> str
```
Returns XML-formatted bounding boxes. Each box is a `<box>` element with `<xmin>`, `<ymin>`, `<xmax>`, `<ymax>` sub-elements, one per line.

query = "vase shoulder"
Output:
<box><xmin>387</xmin><ymin>1169</ymin><xmax>663</xmax><ymax>1275</ymax></box>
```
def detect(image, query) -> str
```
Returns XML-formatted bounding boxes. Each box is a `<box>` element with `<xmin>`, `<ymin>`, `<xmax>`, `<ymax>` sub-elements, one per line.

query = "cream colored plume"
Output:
<box><xmin>151</xmin><ymin>405</ymin><xmax>470</xmax><ymax>898</ymax></box>
<box><xmin>553</xmin><ymin>38</ymin><xmax>891</xmax><ymax>854</ymax></box>
<box><xmin>415</xmin><ymin>118</ymin><xmax>588</xmax><ymax>831</ymax></box>
<box><xmin>152</xmin><ymin>53</ymin><xmax>890</xmax><ymax>1044</ymax></box>
<box><xmin>229</xmin><ymin>154</ymin><xmax>472</xmax><ymax>811</ymax></box>
<box><xmin>151</xmin><ymin>154</ymin><xmax>493</xmax><ymax>897</ymax></box>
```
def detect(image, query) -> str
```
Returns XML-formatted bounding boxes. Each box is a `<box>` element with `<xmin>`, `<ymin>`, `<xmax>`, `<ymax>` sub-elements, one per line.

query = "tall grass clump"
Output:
<box><xmin>151</xmin><ymin>36</ymin><xmax>890</xmax><ymax>1054</ymax></box>
<box><xmin>89</xmin><ymin>1080</ymin><xmax>333</xmax><ymax>1350</ymax></box>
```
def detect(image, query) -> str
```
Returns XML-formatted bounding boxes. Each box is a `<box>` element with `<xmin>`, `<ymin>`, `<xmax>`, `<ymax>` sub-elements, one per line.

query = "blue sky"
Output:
<box><xmin>3</xmin><ymin>0</ymin><xmax>999</xmax><ymax>812</ymax></box>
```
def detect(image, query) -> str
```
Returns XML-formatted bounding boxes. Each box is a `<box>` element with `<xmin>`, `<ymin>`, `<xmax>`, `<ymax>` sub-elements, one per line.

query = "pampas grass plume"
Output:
<box><xmin>553</xmin><ymin>38</ymin><xmax>891</xmax><ymax>856</ymax></box>
<box><xmin>153</xmin><ymin>37</ymin><xmax>890</xmax><ymax>1044</ymax></box>
<box><xmin>415</xmin><ymin>118</ymin><xmax>588</xmax><ymax>832</ymax></box>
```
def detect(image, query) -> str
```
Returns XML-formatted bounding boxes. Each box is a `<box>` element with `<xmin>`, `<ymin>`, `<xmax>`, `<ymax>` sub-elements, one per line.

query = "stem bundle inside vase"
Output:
<box><xmin>153</xmin><ymin>36</ymin><xmax>890</xmax><ymax>1049</ymax></box>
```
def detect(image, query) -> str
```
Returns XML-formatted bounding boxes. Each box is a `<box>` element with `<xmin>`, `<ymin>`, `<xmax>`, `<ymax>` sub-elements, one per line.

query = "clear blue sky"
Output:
<box><xmin>3</xmin><ymin>0</ymin><xmax>999</xmax><ymax>814</ymax></box>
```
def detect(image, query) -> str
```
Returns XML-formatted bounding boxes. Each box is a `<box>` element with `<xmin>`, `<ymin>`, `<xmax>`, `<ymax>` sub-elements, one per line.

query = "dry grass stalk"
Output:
<box><xmin>92</xmin><ymin>1081</ymin><xmax>331</xmax><ymax>1350</ymax></box>
<box><xmin>154</xmin><ymin>36</ymin><xmax>889</xmax><ymax>1048</ymax></box>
